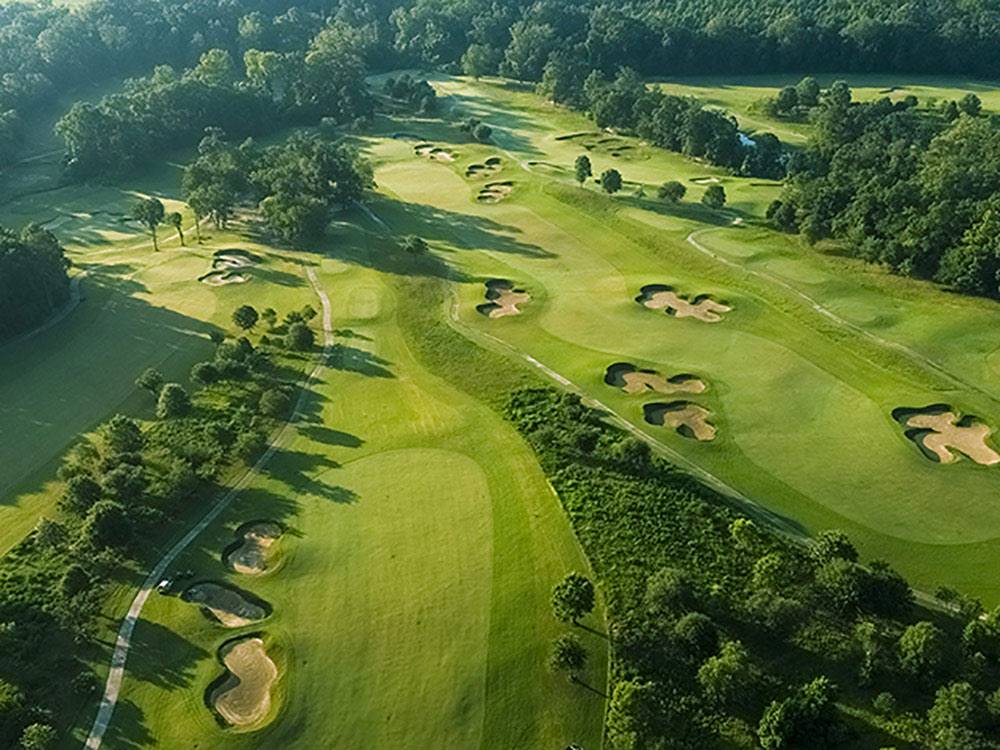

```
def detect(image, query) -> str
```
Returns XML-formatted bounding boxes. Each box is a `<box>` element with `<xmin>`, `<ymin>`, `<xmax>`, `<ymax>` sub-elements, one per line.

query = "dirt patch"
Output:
<box><xmin>605</xmin><ymin>362</ymin><xmax>707</xmax><ymax>395</ymax></box>
<box><xmin>636</xmin><ymin>284</ymin><xmax>732</xmax><ymax>323</ymax></box>
<box><xmin>183</xmin><ymin>582</ymin><xmax>270</xmax><ymax>627</ymax></box>
<box><xmin>893</xmin><ymin>405</ymin><xmax>1000</xmax><ymax>466</ymax></box>
<box><xmin>476</xmin><ymin>278</ymin><xmax>529</xmax><ymax>318</ymax></box>
<box><xmin>477</xmin><ymin>180</ymin><xmax>514</xmax><ymax>204</ymax></box>
<box><xmin>210</xmin><ymin>636</ymin><xmax>278</xmax><ymax>728</ymax></box>
<box><xmin>644</xmin><ymin>401</ymin><xmax>716</xmax><ymax>441</ymax></box>
<box><xmin>225</xmin><ymin>522</ymin><xmax>283</xmax><ymax>576</ymax></box>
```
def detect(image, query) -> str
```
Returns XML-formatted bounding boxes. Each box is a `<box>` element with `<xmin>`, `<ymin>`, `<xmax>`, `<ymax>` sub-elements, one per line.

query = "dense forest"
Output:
<box><xmin>766</xmin><ymin>84</ymin><xmax>1000</xmax><ymax>299</ymax></box>
<box><xmin>509</xmin><ymin>388</ymin><xmax>1000</xmax><ymax>749</ymax></box>
<box><xmin>4</xmin><ymin>0</ymin><xmax>1000</xmax><ymax>166</ymax></box>
<box><xmin>0</xmin><ymin>224</ymin><xmax>69</xmax><ymax>341</ymax></box>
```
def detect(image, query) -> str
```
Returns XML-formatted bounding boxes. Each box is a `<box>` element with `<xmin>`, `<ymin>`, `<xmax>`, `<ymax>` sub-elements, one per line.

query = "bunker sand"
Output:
<box><xmin>476</xmin><ymin>279</ymin><xmax>529</xmax><ymax>318</ymax></box>
<box><xmin>477</xmin><ymin>180</ymin><xmax>513</xmax><ymax>204</ymax></box>
<box><xmin>644</xmin><ymin>401</ymin><xmax>717</xmax><ymax>441</ymax></box>
<box><xmin>225</xmin><ymin>522</ymin><xmax>283</xmax><ymax>575</ymax></box>
<box><xmin>210</xmin><ymin>637</ymin><xmax>278</xmax><ymax>728</ymax></box>
<box><xmin>636</xmin><ymin>284</ymin><xmax>732</xmax><ymax>323</ymax></box>
<box><xmin>895</xmin><ymin>406</ymin><xmax>1000</xmax><ymax>465</ymax></box>
<box><xmin>183</xmin><ymin>582</ymin><xmax>268</xmax><ymax>627</ymax></box>
<box><xmin>605</xmin><ymin>362</ymin><xmax>707</xmax><ymax>395</ymax></box>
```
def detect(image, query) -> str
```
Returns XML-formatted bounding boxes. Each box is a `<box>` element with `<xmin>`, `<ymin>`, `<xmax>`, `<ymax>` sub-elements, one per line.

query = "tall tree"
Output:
<box><xmin>131</xmin><ymin>197</ymin><xmax>164</xmax><ymax>251</ymax></box>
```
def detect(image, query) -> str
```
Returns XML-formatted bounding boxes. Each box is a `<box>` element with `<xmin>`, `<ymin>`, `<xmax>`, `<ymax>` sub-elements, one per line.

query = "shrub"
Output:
<box><xmin>286</xmin><ymin>322</ymin><xmax>315</xmax><ymax>351</ymax></box>
<box><xmin>156</xmin><ymin>383</ymin><xmax>191</xmax><ymax>418</ymax></box>
<box><xmin>259</xmin><ymin>388</ymin><xmax>293</xmax><ymax>418</ymax></box>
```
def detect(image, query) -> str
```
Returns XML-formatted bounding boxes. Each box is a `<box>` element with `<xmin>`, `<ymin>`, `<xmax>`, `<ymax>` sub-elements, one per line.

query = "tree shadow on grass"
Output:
<box><xmin>327</xmin><ymin>343</ymin><xmax>394</xmax><ymax>378</ymax></box>
<box><xmin>259</xmin><ymin>447</ymin><xmax>358</xmax><ymax>504</ymax></box>
<box><xmin>97</xmin><ymin>697</ymin><xmax>156</xmax><ymax>749</ymax></box>
<box><xmin>617</xmin><ymin>193</ymin><xmax>739</xmax><ymax>228</ymax></box>
<box><xmin>297</xmin><ymin>425</ymin><xmax>364</xmax><ymax>449</ymax></box>
<box><xmin>124</xmin><ymin>619</ymin><xmax>209</xmax><ymax>691</ymax></box>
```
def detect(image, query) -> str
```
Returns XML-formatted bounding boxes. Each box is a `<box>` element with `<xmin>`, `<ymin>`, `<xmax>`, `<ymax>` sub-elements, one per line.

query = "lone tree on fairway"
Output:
<box><xmin>166</xmin><ymin>211</ymin><xmax>184</xmax><ymax>245</ymax></box>
<box><xmin>135</xmin><ymin>367</ymin><xmax>164</xmax><ymax>397</ymax></box>
<box><xmin>600</xmin><ymin>168</ymin><xmax>622</xmax><ymax>194</ymax></box>
<box><xmin>702</xmin><ymin>184</ymin><xmax>726</xmax><ymax>209</ymax></box>
<box><xmin>157</xmin><ymin>383</ymin><xmax>191</xmax><ymax>418</ymax></box>
<box><xmin>132</xmin><ymin>197</ymin><xmax>165</xmax><ymax>251</ymax></box>
<box><xmin>232</xmin><ymin>304</ymin><xmax>259</xmax><ymax>331</ymax></box>
<box><xmin>552</xmin><ymin>572</ymin><xmax>595</xmax><ymax>624</ymax></box>
<box><xmin>574</xmin><ymin>155</ymin><xmax>592</xmax><ymax>186</ymax></box>
<box><xmin>658</xmin><ymin>180</ymin><xmax>686</xmax><ymax>202</ymax></box>
<box><xmin>549</xmin><ymin>633</ymin><xmax>587</xmax><ymax>681</ymax></box>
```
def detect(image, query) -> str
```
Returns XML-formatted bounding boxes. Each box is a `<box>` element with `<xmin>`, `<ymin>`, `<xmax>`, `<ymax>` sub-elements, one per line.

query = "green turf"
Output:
<box><xmin>10</xmin><ymin>70</ymin><xmax>1000</xmax><ymax>746</ymax></box>
<box><xmin>77</xmin><ymin>222</ymin><xmax>605</xmax><ymax>748</ymax></box>
<box><xmin>361</xmin><ymin>74</ymin><xmax>1000</xmax><ymax>603</ymax></box>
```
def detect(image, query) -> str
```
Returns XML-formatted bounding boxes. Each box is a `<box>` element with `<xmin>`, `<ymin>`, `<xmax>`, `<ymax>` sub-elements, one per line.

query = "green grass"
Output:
<box><xmin>11</xmin><ymin>69</ymin><xmax>1000</xmax><ymax>747</ymax></box>
<box><xmin>74</xmin><ymin>218</ymin><xmax>605</xmax><ymax>748</ymax></box>
<box><xmin>655</xmin><ymin>73</ymin><xmax>1000</xmax><ymax>143</ymax></box>
<box><xmin>363</xmin><ymin>74</ymin><xmax>1000</xmax><ymax>603</ymax></box>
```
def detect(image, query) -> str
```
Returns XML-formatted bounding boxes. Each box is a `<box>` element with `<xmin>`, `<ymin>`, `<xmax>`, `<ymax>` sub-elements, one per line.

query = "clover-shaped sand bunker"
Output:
<box><xmin>466</xmin><ymin>156</ymin><xmax>502</xmax><ymax>178</ymax></box>
<box><xmin>199</xmin><ymin>249</ymin><xmax>261</xmax><ymax>286</ymax></box>
<box><xmin>893</xmin><ymin>405</ymin><xmax>1000</xmax><ymax>466</ymax></box>
<box><xmin>477</xmin><ymin>180</ymin><xmax>513</xmax><ymax>203</ymax></box>
<box><xmin>225</xmin><ymin>521</ymin><xmax>283</xmax><ymax>576</ymax></box>
<box><xmin>414</xmin><ymin>143</ymin><xmax>456</xmax><ymax>162</ymax></box>
<box><xmin>476</xmin><ymin>279</ymin><xmax>529</xmax><ymax>318</ymax></box>
<box><xmin>210</xmin><ymin>636</ymin><xmax>278</xmax><ymax>728</ymax></box>
<box><xmin>605</xmin><ymin>362</ymin><xmax>707</xmax><ymax>395</ymax></box>
<box><xmin>643</xmin><ymin>401</ymin><xmax>717</xmax><ymax>442</ymax></box>
<box><xmin>636</xmin><ymin>284</ymin><xmax>732</xmax><ymax>323</ymax></box>
<box><xmin>182</xmin><ymin>582</ymin><xmax>270</xmax><ymax>627</ymax></box>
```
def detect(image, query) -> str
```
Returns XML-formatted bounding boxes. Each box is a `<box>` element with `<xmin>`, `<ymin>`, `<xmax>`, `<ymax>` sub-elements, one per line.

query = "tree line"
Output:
<box><xmin>56</xmin><ymin>23</ymin><xmax>372</xmax><ymax>180</ymax></box>
<box><xmin>507</xmin><ymin>387</ymin><xmax>1000</xmax><ymax>749</ymax></box>
<box><xmin>767</xmin><ymin>82</ymin><xmax>1000</xmax><ymax>299</ymax></box>
<box><xmin>0</xmin><ymin>224</ymin><xmax>70</xmax><ymax>341</ymax></box>
<box><xmin>0</xmin><ymin>1</ymin><xmax>339</xmax><ymax>166</ymax></box>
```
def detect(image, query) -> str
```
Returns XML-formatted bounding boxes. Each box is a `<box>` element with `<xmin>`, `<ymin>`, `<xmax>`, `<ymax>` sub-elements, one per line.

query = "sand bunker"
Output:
<box><xmin>477</xmin><ymin>180</ymin><xmax>514</xmax><ymax>203</ymax></box>
<box><xmin>225</xmin><ymin>522</ymin><xmax>283</xmax><ymax>575</ymax></box>
<box><xmin>183</xmin><ymin>582</ymin><xmax>269</xmax><ymax>627</ymax></box>
<box><xmin>691</xmin><ymin>177</ymin><xmax>721</xmax><ymax>185</ymax></box>
<box><xmin>199</xmin><ymin>249</ymin><xmax>260</xmax><ymax>286</ymax></box>
<box><xmin>644</xmin><ymin>401</ymin><xmax>716</xmax><ymax>441</ymax></box>
<box><xmin>893</xmin><ymin>405</ymin><xmax>1000</xmax><ymax>466</ymax></box>
<box><xmin>636</xmin><ymin>284</ymin><xmax>732</xmax><ymax>323</ymax></box>
<box><xmin>465</xmin><ymin>157</ymin><xmax>503</xmax><ymax>178</ymax></box>
<box><xmin>210</xmin><ymin>637</ymin><xmax>278</xmax><ymax>728</ymax></box>
<box><xmin>414</xmin><ymin>143</ymin><xmax>456</xmax><ymax>162</ymax></box>
<box><xmin>605</xmin><ymin>362</ymin><xmax>707</xmax><ymax>395</ymax></box>
<box><xmin>199</xmin><ymin>271</ymin><xmax>248</xmax><ymax>286</ymax></box>
<box><xmin>476</xmin><ymin>279</ymin><xmax>529</xmax><ymax>318</ymax></box>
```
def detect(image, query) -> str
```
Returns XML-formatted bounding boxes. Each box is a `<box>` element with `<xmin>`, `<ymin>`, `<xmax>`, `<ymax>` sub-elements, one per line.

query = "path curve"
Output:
<box><xmin>83</xmin><ymin>265</ymin><xmax>332</xmax><ymax>750</ymax></box>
